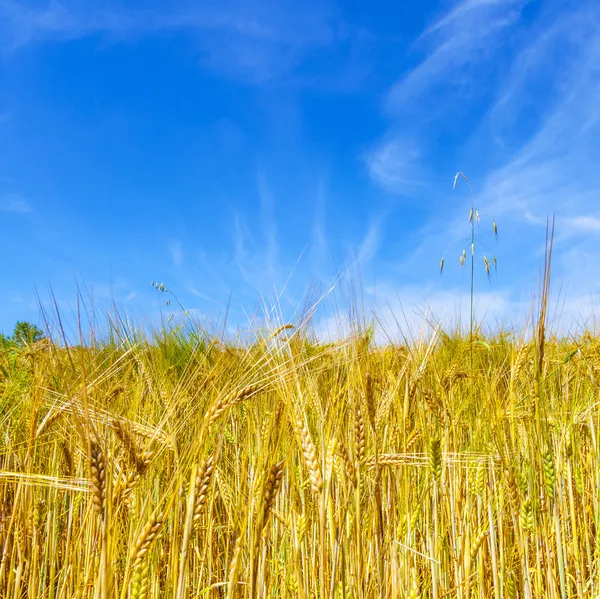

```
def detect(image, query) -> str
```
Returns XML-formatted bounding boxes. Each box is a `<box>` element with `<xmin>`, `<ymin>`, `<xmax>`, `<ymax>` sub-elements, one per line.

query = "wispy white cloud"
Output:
<box><xmin>363</xmin><ymin>0</ymin><xmax>600</xmax><ymax>330</ymax></box>
<box><xmin>356</xmin><ymin>217</ymin><xmax>384</xmax><ymax>266</ymax></box>
<box><xmin>365</xmin><ymin>138</ymin><xmax>426</xmax><ymax>195</ymax></box>
<box><xmin>0</xmin><ymin>193</ymin><xmax>31</xmax><ymax>213</ymax></box>
<box><xmin>366</xmin><ymin>0</ymin><xmax>525</xmax><ymax>194</ymax></box>
<box><xmin>477</xmin><ymin>8</ymin><xmax>600</xmax><ymax>220</ymax></box>
<box><xmin>0</xmin><ymin>0</ymin><xmax>337</xmax><ymax>84</ymax></box>
<box><xmin>563</xmin><ymin>216</ymin><xmax>600</xmax><ymax>235</ymax></box>
<box><xmin>423</xmin><ymin>0</ymin><xmax>521</xmax><ymax>35</ymax></box>
<box><xmin>385</xmin><ymin>0</ymin><xmax>523</xmax><ymax>115</ymax></box>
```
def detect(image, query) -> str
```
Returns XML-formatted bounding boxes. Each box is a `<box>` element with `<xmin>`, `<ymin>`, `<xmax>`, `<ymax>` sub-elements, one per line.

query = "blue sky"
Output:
<box><xmin>1</xmin><ymin>0</ymin><xmax>600</xmax><ymax>339</ymax></box>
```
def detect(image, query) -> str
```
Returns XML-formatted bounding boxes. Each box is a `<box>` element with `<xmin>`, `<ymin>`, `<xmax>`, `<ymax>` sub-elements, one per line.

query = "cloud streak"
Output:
<box><xmin>365</xmin><ymin>139</ymin><xmax>426</xmax><ymax>196</ymax></box>
<box><xmin>0</xmin><ymin>0</ymin><xmax>337</xmax><ymax>84</ymax></box>
<box><xmin>362</xmin><ymin>0</ymin><xmax>600</xmax><ymax>333</ymax></box>
<box><xmin>385</xmin><ymin>0</ymin><xmax>524</xmax><ymax>115</ymax></box>
<box><xmin>367</xmin><ymin>0</ymin><xmax>526</xmax><ymax>194</ymax></box>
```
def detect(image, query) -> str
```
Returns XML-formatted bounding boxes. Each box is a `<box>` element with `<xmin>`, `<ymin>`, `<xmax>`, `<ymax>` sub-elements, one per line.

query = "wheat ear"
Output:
<box><xmin>297</xmin><ymin>416</ymin><xmax>322</xmax><ymax>493</ymax></box>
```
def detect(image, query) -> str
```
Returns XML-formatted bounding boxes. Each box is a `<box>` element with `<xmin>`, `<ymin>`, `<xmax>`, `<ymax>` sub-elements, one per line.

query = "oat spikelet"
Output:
<box><xmin>297</xmin><ymin>416</ymin><xmax>322</xmax><ymax>493</ymax></box>
<box><xmin>193</xmin><ymin>455</ymin><xmax>216</xmax><ymax>526</ymax></box>
<box><xmin>90</xmin><ymin>441</ymin><xmax>106</xmax><ymax>516</ymax></box>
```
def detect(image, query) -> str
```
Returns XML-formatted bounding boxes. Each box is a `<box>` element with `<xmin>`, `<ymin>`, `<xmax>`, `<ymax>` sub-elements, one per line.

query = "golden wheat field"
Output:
<box><xmin>1</xmin><ymin>312</ymin><xmax>600</xmax><ymax>599</ymax></box>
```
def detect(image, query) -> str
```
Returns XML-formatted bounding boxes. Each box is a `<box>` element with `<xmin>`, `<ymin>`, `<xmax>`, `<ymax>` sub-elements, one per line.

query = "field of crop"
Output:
<box><xmin>1</xmin><ymin>311</ymin><xmax>600</xmax><ymax>598</ymax></box>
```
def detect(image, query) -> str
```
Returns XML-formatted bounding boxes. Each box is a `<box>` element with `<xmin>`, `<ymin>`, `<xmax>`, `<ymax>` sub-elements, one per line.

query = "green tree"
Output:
<box><xmin>12</xmin><ymin>321</ymin><xmax>45</xmax><ymax>346</ymax></box>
